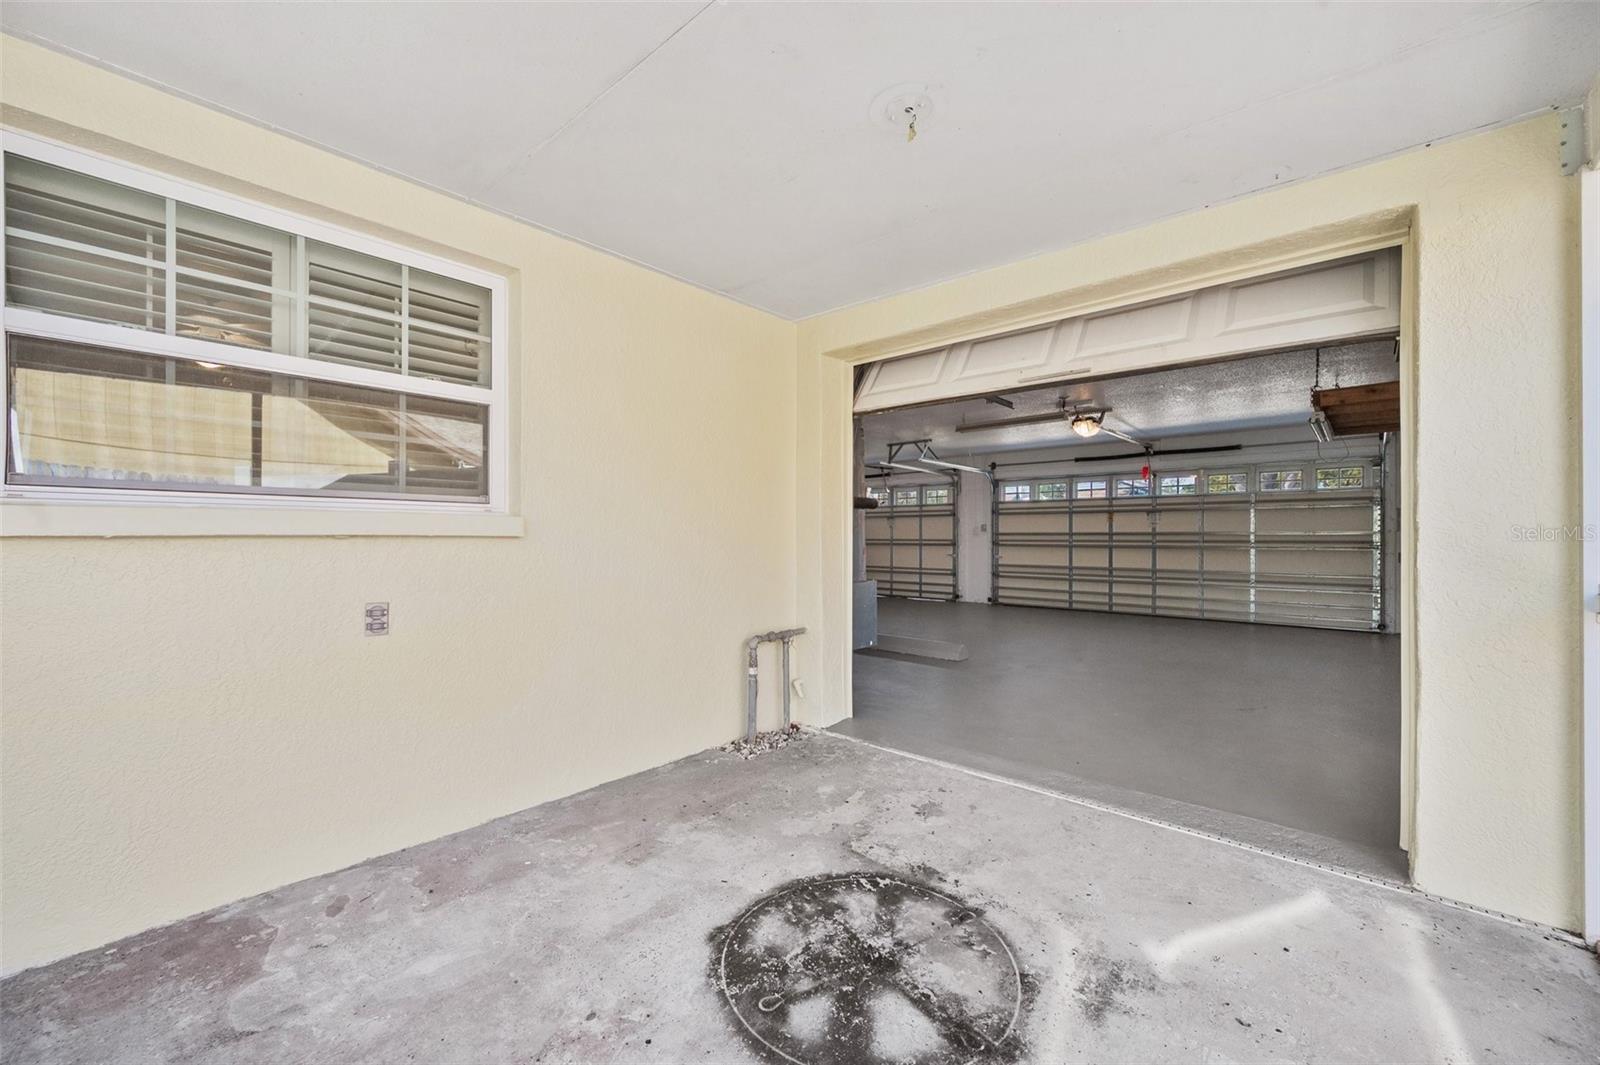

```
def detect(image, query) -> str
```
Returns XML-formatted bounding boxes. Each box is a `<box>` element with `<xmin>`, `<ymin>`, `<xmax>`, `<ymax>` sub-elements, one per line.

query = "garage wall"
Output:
<box><xmin>798</xmin><ymin>115</ymin><xmax>1585</xmax><ymax>931</ymax></box>
<box><xmin>955</xmin><ymin>470</ymin><xmax>991</xmax><ymax>603</ymax></box>
<box><xmin>0</xmin><ymin>39</ymin><xmax>798</xmax><ymax>972</ymax></box>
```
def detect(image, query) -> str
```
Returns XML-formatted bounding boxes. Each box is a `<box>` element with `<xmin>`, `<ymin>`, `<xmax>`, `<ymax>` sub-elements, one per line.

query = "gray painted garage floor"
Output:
<box><xmin>840</xmin><ymin>600</ymin><xmax>1406</xmax><ymax>880</ymax></box>
<box><xmin>2</xmin><ymin>735</ymin><xmax>1594</xmax><ymax>1064</ymax></box>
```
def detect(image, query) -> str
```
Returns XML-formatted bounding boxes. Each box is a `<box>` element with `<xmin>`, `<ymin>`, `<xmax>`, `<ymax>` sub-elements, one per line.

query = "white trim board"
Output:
<box><xmin>1580</xmin><ymin>161</ymin><xmax>1599</xmax><ymax>948</ymax></box>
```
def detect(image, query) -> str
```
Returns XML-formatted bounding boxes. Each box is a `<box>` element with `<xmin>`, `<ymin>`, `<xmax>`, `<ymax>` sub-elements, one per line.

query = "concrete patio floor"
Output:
<box><xmin>2</xmin><ymin>734</ymin><xmax>1595</xmax><ymax>1064</ymax></box>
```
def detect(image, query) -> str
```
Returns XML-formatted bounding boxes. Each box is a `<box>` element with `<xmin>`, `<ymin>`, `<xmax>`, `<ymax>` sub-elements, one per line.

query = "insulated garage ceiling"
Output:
<box><xmin>4</xmin><ymin>2</ymin><xmax>1596</xmax><ymax>318</ymax></box>
<box><xmin>860</xmin><ymin>341</ymin><xmax>1399</xmax><ymax>461</ymax></box>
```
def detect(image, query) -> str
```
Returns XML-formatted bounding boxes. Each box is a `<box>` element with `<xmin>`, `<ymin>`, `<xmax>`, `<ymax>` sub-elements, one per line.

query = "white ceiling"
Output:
<box><xmin>4</xmin><ymin>2</ymin><xmax>1596</xmax><ymax>319</ymax></box>
<box><xmin>860</xmin><ymin>341</ymin><xmax>1398</xmax><ymax>463</ymax></box>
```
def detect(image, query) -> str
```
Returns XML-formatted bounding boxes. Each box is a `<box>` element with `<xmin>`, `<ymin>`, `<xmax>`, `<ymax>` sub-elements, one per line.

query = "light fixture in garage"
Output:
<box><xmin>954</xmin><ymin>401</ymin><xmax>1143</xmax><ymax>448</ymax></box>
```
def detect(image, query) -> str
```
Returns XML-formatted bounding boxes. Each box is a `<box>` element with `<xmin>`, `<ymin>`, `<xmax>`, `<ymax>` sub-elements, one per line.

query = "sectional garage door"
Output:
<box><xmin>993</xmin><ymin>462</ymin><xmax>1382</xmax><ymax>630</ymax></box>
<box><xmin>854</xmin><ymin>250</ymin><xmax>1400</xmax><ymax>414</ymax></box>
<box><xmin>864</xmin><ymin>480</ymin><xmax>959</xmax><ymax>600</ymax></box>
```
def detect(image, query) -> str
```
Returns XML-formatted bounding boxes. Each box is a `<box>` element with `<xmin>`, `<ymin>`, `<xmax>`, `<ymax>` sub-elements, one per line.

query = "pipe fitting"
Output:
<box><xmin>743</xmin><ymin>627</ymin><xmax>807</xmax><ymax>742</ymax></box>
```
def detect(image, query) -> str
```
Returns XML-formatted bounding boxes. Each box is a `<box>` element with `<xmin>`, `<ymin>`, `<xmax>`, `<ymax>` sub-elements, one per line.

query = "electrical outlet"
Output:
<box><xmin>365</xmin><ymin>602</ymin><xmax>390</xmax><ymax>636</ymax></box>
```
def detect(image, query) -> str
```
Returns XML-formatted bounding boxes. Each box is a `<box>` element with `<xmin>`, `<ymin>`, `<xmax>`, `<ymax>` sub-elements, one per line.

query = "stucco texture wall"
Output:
<box><xmin>796</xmin><ymin>115</ymin><xmax>1585</xmax><ymax>932</ymax></box>
<box><xmin>0</xmin><ymin>39</ymin><xmax>798</xmax><ymax>972</ymax></box>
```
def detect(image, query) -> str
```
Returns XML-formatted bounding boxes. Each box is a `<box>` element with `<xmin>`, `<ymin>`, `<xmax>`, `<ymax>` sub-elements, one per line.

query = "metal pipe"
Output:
<box><xmin>743</xmin><ymin>628</ymin><xmax>806</xmax><ymax>742</ymax></box>
<box><xmin>781</xmin><ymin>637</ymin><xmax>792</xmax><ymax>728</ymax></box>
<box><xmin>745</xmin><ymin>635</ymin><xmax>762</xmax><ymax>744</ymax></box>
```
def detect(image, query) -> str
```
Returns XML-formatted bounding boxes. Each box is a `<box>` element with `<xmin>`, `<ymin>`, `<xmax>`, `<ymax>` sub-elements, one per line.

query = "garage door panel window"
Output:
<box><xmin>2</xmin><ymin>140</ymin><xmax>507</xmax><ymax>510</ymax></box>
<box><xmin>1114</xmin><ymin>476</ymin><xmax>1151</xmax><ymax>497</ymax></box>
<box><xmin>1158</xmin><ymin>473</ymin><xmax>1198</xmax><ymax>496</ymax></box>
<box><xmin>922</xmin><ymin>486</ymin><xmax>951</xmax><ymax>505</ymax></box>
<box><xmin>1074</xmin><ymin>478</ymin><xmax>1108</xmax><ymax>499</ymax></box>
<box><xmin>1002</xmin><ymin>483</ymin><xmax>1032</xmax><ymax>502</ymax></box>
<box><xmin>1206</xmin><ymin>472</ymin><xmax>1248</xmax><ymax>495</ymax></box>
<box><xmin>1035</xmin><ymin>481</ymin><xmax>1068</xmax><ymax>501</ymax></box>
<box><xmin>1260</xmin><ymin>468</ymin><xmax>1305</xmax><ymax>491</ymax></box>
<box><xmin>1316</xmin><ymin>465</ymin><xmax>1366</xmax><ymax>490</ymax></box>
<box><xmin>893</xmin><ymin>486</ymin><xmax>921</xmax><ymax>506</ymax></box>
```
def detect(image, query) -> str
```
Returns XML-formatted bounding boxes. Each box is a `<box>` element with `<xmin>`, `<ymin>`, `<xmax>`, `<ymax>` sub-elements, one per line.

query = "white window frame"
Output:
<box><xmin>1035</xmin><ymin>481</ymin><xmax>1069</xmax><ymax>501</ymax></box>
<box><xmin>892</xmin><ymin>486</ymin><xmax>921</xmax><ymax>507</ymax></box>
<box><xmin>922</xmin><ymin>485</ymin><xmax>951</xmax><ymax>506</ymax></box>
<box><xmin>0</xmin><ymin>130</ymin><xmax>512</xmax><ymax>520</ymax></box>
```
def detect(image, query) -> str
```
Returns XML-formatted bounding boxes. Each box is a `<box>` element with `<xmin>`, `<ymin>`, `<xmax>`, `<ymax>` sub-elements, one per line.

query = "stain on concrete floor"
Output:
<box><xmin>2</xmin><ymin>734</ymin><xmax>1597</xmax><ymax>1064</ymax></box>
<box><xmin>711</xmin><ymin>871</ymin><xmax>1027</xmax><ymax>1064</ymax></box>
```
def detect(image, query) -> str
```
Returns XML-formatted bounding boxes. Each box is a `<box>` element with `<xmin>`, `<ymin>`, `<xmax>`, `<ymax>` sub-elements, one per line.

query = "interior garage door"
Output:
<box><xmin>992</xmin><ymin>462</ymin><xmax>1382</xmax><ymax>630</ymax></box>
<box><xmin>864</xmin><ymin>480</ymin><xmax>958</xmax><ymax>600</ymax></box>
<box><xmin>854</xmin><ymin>250</ymin><xmax>1400</xmax><ymax>414</ymax></box>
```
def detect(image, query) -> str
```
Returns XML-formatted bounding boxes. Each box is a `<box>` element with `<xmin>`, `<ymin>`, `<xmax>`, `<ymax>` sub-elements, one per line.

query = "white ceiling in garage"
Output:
<box><xmin>4</xmin><ymin>2</ymin><xmax>1595</xmax><ymax>318</ymax></box>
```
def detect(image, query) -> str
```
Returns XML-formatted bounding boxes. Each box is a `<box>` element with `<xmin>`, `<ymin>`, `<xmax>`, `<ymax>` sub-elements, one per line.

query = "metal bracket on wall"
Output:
<box><xmin>1559</xmin><ymin>107</ymin><xmax>1586</xmax><ymax>177</ymax></box>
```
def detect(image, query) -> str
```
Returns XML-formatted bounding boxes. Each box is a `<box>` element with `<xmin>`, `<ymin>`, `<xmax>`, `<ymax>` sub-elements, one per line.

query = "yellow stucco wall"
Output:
<box><xmin>0</xmin><ymin>37</ymin><xmax>1587</xmax><ymax>970</ymax></box>
<box><xmin>0</xmin><ymin>38</ymin><xmax>799</xmax><ymax>972</ymax></box>
<box><xmin>796</xmin><ymin>114</ymin><xmax>1585</xmax><ymax>932</ymax></box>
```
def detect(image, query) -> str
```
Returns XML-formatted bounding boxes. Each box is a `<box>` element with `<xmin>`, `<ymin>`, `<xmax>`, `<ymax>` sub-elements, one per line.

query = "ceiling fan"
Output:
<box><xmin>955</xmin><ymin>397</ymin><xmax>1145</xmax><ymax>448</ymax></box>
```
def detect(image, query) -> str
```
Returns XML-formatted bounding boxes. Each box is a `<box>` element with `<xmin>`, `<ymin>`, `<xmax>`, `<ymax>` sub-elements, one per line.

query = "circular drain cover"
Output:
<box><xmin>713</xmin><ymin>873</ymin><xmax>1023</xmax><ymax>1065</ymax></box>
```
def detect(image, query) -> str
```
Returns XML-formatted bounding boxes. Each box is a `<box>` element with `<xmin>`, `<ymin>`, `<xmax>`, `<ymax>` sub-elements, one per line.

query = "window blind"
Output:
<box><xmin>4</xmin><ymin>155</ymin><xmax>167</xmax><ymax>332</ymax></box>
<box><xmin>3</xmin><ymin>153</ymin><xmax>492</xmax><ymax>387</ymax></box>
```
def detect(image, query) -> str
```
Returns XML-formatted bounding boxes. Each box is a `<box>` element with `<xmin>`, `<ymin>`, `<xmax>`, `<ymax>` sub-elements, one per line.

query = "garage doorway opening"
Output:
<box><xmin>840</xmin><ymin>320</ymin><xmax>1406</xmax><ymax>880</ymax></box>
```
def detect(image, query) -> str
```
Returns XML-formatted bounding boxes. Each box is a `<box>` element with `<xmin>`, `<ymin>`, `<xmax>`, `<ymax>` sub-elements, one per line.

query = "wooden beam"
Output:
<box><xmin>1313</xmin><ymin>381</ymin><xmax>1400</xmax><ymax>435</ymax></box>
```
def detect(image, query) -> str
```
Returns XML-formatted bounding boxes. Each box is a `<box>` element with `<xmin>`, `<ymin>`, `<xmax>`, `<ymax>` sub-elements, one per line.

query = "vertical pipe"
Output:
<box><xmin>745</xmin><ymin>639</ymin><xmax>760</xmax><ymax>743</ymax></box>
<box><xmin>781</xmin><ymin>637</ymin><xmax>792</xmax><ymax>729</ymax></box>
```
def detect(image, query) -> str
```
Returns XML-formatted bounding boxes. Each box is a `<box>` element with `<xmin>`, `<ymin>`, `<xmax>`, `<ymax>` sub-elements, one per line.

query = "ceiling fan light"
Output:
<box><xmin>1070</xmin><ymin>414</ymin><xmax>1102</xmax><ymax>438</ymax></box>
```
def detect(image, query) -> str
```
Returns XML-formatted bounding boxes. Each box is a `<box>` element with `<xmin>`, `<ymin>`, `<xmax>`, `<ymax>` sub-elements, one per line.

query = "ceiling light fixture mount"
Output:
<box><xmin>870</xmin><ymin>83</ymin><xmax>936</xmax><ymax>143</ymax></box>
<box><xmin>1070</xmin><ymin>413</ymin><xmax>1103</xmax><ymax>438</ymax></box>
